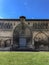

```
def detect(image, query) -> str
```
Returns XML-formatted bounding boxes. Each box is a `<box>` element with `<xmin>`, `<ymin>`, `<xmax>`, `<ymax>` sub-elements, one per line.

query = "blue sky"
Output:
<box><xmin>0</xmin><ymin>0</ymin><xmax>49</xmax><ymax>19</ymax></box>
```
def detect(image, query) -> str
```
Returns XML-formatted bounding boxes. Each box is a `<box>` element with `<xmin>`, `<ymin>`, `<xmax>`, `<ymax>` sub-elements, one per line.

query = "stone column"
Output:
<box><xmin>48</xmin><ymin>37</ymin><xmax>49</xmax><ymax>51</ymax></box>
<box><xmin>32</xmin><ymin>32</ymin><xmax>35</xmax><ymax>49</ymax></box>
<box><xmin>11</xmin><ymin>32</ymin><xmax>13</xmax><ymax>45</ymax></box>
<box><xmin>32</xmin><ymin>38</ymin><xmax>35</xmax><ymax>49</ymax></box>
<box><xmin>6</xmin><ymin>39</ymin><xmax>11</xmax><ymax>47</ymax></box>
<box><xmin>1</xmin><ymin>40</ymin><xmax>4</xmax><ymax>48</ymax></box>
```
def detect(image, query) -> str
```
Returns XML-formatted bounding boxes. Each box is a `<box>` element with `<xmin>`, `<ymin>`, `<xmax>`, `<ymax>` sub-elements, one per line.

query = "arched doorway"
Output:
<box><xmin>13</xmin><ymin>23</ymin><xmax>32</xmax><ymax>50</ymax></box>
<box><xmin>34</xmin><ymin>32</ymin><xmax>49</xmax><ymax>51</ymax></box>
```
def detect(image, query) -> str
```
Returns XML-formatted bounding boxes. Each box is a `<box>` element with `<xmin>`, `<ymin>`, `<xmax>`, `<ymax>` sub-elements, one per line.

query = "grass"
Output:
<box><xmin>0</xmin><ymin>52</ymin><xmax>49</xmax><ymax>65</ymax></box>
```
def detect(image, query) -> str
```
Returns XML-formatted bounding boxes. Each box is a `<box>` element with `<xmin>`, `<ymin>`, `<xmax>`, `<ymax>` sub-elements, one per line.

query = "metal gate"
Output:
<box><xmin>19</xmin><ymin>37</ymin><xmax>26</xmax><ymax>48</ymax></box>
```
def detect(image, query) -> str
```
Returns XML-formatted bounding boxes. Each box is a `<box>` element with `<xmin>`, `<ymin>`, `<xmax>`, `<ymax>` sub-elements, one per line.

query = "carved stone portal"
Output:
<box><xmin>13</xmin><ymin>23</ymin><xmax>32</xmax><ymax>49</ymax></box>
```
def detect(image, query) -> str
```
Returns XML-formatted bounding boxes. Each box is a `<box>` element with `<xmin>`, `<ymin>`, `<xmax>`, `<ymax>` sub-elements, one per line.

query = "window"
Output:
<box><xmin>33</xmin><ymin>22</ymin><xmax>48</xmax><ymax>30</ymax></box>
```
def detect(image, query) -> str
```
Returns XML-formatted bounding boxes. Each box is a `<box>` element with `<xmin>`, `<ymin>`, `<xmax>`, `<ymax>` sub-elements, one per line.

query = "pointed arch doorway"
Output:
<box><xmin>13</xmin><ymin>23</ymin><xmax>32</xmax><ymax>50</ymax></box>
<box><xmin>34</xmin><ymin>32</ymin><xmax>49</xmax><ymax>51</ymax></box>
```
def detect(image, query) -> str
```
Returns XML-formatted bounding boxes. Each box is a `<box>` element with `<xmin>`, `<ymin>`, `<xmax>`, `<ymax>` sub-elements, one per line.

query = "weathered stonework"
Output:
<box><xmin>0</xmin><ymin>16</ymin><xmax>49</xmax><ymax>51</ymax></box>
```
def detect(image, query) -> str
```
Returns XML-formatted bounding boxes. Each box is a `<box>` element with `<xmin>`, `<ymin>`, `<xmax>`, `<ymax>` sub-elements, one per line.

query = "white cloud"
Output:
<box><xmin>0</xmin><ymin>16</ymin><xmax>3</xmax><ymax>19</ymax></box>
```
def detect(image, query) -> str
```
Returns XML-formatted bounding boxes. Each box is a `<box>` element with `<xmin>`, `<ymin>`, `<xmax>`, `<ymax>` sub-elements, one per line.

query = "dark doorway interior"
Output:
<box><xmin>34</xmin><ymin>40</ymin><xmax>49</xmax><ymax>51</ymax></box>
<box><xmin>19</xmin><ymin>37</ymin><xmax>26</xmax><ymax>48</ymax></box>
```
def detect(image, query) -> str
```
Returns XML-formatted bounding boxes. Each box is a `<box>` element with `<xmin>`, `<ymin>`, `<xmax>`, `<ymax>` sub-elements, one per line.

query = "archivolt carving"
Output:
<box><xmin>34</xmin><ymin>32</ymin><xmax>48</xmax><ymax>42</ymax></box>
<box><xmin>13</xmin><ymin>23</ymin><xmax>32</xmax><ymax>45</ymax></box>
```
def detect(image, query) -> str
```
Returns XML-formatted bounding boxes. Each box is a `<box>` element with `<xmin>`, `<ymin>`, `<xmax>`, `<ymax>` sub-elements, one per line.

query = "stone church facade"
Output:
<box><xmin>0</xmin><ymin>16</ymin><xmax>49</xmax><ymax>51</ymax></box>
